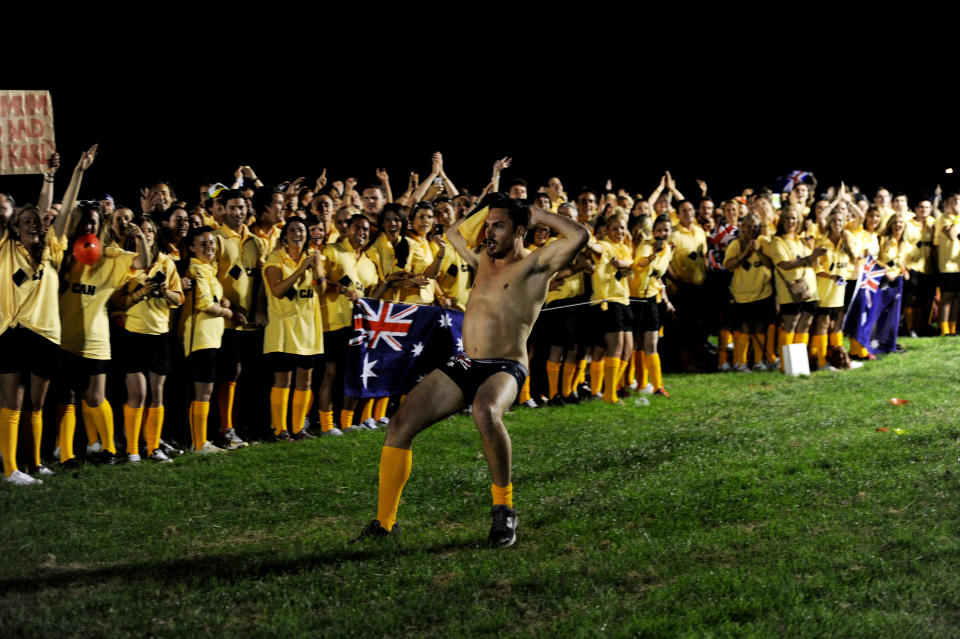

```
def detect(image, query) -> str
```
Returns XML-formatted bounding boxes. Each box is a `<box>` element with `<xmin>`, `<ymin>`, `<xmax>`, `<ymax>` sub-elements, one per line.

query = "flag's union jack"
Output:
<box><xmin>351</xmin><ymin>299</ymin><xmax>418</xmax><ymax>351</ymax></box>
<box><xmin>858</xmin><ymin>257</ymin><xmax>885</xmax><ymax>308</ymax></box>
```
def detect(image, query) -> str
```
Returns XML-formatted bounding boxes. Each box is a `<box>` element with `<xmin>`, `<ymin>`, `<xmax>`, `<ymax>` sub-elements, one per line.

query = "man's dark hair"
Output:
<box><xmin>675</xmin><ymin>199</ymin><xmax>693</xmax><ymax>210</ymax></box>
<box><xmin>251</xmin><ymin>186</ymin><xmax>283</xmax><ymax>214</ymax></box>
<box><xmin>217</xmin><ymin>188</ymin><xmax>245</xmax><ymax>205</ymax></box>
<box><xmin>361</xmin><ymin>184</ymin><xmax>385</xmax><ymax>197</ymax></box>
<box><xmin>698</xmin><ymin>197</ymin><xmax>714</xmax><ymax>206</ymax></box>
<box><xmin>506</xmin><ymin>178</ymin><xmax>527</xmax><ymax>189</ymax></box>
<box><xmin>186</xmin><ymin>225</ymin><xmax>214</xmax><ymax>247</ymax></box>
<box><xmin>469</xmin><ymin>192</ymin><xmax>529</xmax><ymax>231</ymax></box>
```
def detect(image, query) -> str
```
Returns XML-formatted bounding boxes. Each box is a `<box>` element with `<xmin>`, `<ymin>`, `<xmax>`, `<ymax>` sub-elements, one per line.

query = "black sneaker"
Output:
<box><xmin>98</xmin><ymin>451</ymin><xmax>119</xmax><ymax>466</ymax></box>
<box><xmin>488</xmin><ymin>505</ymin><xmax>518</xmax><ymax>548</ymax></box>
<box><xmin>546</xmin><ymin>395</ymin><xmax>566</xmax><ymax>407</ymax></box>
<box><xmin>292</xmin><ymin>430</ymin><xmax>315</xmax><ymax>440</ymax></box>
<box><xmin>563</xmin><ymin>393</ymin><xmax>581</xmax><ymax>405</ymax></box>
<box><xmin>274</xmin><ymin>430</ymin><xmax>294</xmax><ymax>442</ymax></box>
<box><xmin>354</xmin><ymin>519</ymin><xmax>399</xmax><ymax>542</ymax></box>
<box><xmin>59</xmin><ymin>457</ymin><xmax>82</xmax><ymax>469</ymax></box>
<box><xmin>576</xmin><ymin>384</ymin><xmax>593</xmax><ymax>401</ymax></box>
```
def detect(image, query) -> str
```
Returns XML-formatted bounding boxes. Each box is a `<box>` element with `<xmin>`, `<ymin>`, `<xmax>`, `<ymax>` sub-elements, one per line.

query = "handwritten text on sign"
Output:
<box><xmin>0</xmin><ymin>90</ymin><xmax>56</xmax><ymax>175</ymax></box>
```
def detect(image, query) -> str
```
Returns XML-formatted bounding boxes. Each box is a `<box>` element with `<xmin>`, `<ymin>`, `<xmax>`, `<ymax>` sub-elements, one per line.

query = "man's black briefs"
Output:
<box><xmin>438</xmin><ymin>353</ymin><xmax>528</xmax><ymax>404</ymax></box>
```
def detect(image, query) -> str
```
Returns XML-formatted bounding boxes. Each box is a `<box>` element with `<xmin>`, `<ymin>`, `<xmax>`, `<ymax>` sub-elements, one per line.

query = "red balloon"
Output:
<box><xmin>73</xmin><ymin>233</ymin><xmax>101</xmax><ymax>265</ymax></box>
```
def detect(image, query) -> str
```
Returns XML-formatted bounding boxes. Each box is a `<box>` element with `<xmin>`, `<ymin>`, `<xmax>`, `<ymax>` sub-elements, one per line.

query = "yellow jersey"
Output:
<box><xmin>430</xmin><ymin>235</ymin><xmax>472</xmax><ymax>311</ymax></box>
<box><xmin>121</xmin><ymin>253</ymin><xmax>183</xmax><ymax>335</ymax></box>
<box><xmin>320</xmin><ymin>238</ymin><xmax>379</xmax><ymax>332</ymax></box>
<box><xmin>878</xmin><ymin>236</ymin><xmax>910</xmax><ymax>280</ymax></box>
<box><xmin>670</xmin><ymin>224</ymin><xmax>707</xmax><ymax>286</ymax></box>
<box><xmin>0</xmin><ymin>229</ymin><xmax>65</xmax><ymax>344</ymax></box>
<box><xmin>181</xmin><ymin>258</ymin><xmax>225</xmax><ymax>355</ymax></box>
<box><xmin>934</xmin><ymin>213</ymin><xmax>960</xmax><ymax>273</ymax></box>
<box><xmin>262</xmin><ymin>248</ymin><xmax>324</xmax><ymax>356</ymax></box>
<box><xmin>590</xmin><ymin>240</ymin><xmax>632</xmax><ymax>306</ymax></box>
<box><xmin>905</xmin><ymin>216</ymin><xmax>935</xmax><ymax>274</ymax></box>
<box><xmin>724</xmin><ymin>237</ymin><xmax>773</xmax><ymax>303</ymax></box>
<box><xmin>59</xmin><ymin>249</ymin><xmax>136</xmax><ymax>359</ymax></box>
<box><xmin>630</xmin><ymin>239</ymin><xmax>674</xmax><ymax>300</ymax></box>
<box><xmin>814</xmin><ymin>235</ymin><xmax>851</xmax><ymax>308</ymax></box>
<box><xmin>767</xmin><ymin>235</ymin><xmax>818</xmax><ymax>305</ymax></box>
<box><xmin>214</xmin><ymin>223</ymin><xmax>264</xmax><ymax>330</ymax></box>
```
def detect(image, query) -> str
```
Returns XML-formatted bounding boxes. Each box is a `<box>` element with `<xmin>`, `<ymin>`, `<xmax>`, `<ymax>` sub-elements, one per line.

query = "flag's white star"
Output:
<box><xmin>870</xmin><ymin>339</ymin><xmax>879</xmax><ymax>350</ymax></box>
<box><xmin>415</xmin><ymin>374</ymin><xmax>425</xmax><ymax>383</ymax></box>
<box><xmin>411</xmin><ymin>342</ymin><xmax>424</xmax><ymax>357</ymax></box>
<box><xmin>438</xmin><ymin>313</ymin><xmax>452</xmax><ymax>328</ymax></box>
<box><xmin>361</xmin><ymin>354</ymin><xmax>378</xmax><ymax>389</ymax></box>
<box><xmin>456</xmin><ymin>337</ymin><xmax>464</xmax><ymax>352</ymax></box>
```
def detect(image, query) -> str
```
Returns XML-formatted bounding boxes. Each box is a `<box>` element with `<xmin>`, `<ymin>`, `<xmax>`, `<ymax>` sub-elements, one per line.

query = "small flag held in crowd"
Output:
<box><xmin>843</xmin><ymin>259</ymin><xmax>903</xmax><ymax>355</ymax></box>
<box><xmin>773</xmin><ymin>170</ymin><xmax>811</xmax><ymax>193</ymax></box>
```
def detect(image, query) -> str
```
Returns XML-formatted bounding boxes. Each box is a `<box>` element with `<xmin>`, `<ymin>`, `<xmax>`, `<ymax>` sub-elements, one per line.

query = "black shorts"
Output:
<box><xmin>816</xmin><ymin>306</ymin><xmax>844</xmax><ymax>323</ymax></box>
<box><xmin>735</xmin><ymin>297</ymin><xmax>775</xmax><ymax>326</ymax></box>
<box><xmin>265</xmin><ymin>352</ymin><xmax>315</xmax><ymax>372</ymax></box>
<box><xmin>0</xmin><ymin>326</ymin><xmax>60</xmax><ymax>379</ymax></box>
<box><xmin>779</xmin><ymin>300</ymin><xmax>818</xmax><ymax>316</ymax></box>
<box><xmin>542</xmin><ymin>299</ymin><xmax>578</xmax><ymax>350</ymax></box>
<box><xmin>117</xmin><ymin>328</ymin><xmax>171</xmax><ymax>375</ymax></box>
<box><xmin>323</xmin><ymin>326</ymin><xmax>352</xmax><ymax>366</ymax></box>
<box><xmin>438</xmin><ymin>354</ymin><xmax>528</xmax><ymax>405</ymax></box>
<box><xmin>843</xmin><ymin>279</ymin><xmax>857</xmax><ymax>309</ymax></box>
<box><xmin>939</xmin><ymin>272</ymin><xmax>960</xmax><ymax>293</ymax></box>
<box><xmin>217</xmin><ymin>329</ymin><xmax>263</xmax><ymax>373</ymax></box>
<box><xmin>189</xmin><ymin>348</ymin><xmax>218</xmax><ymax>383</ymax></box>
<box><xmin>593</xmin><ymin>302</ymin><xmax>633</xmax><ymax>334</ymax></box>
<box><xmin>60</xmin><ymin>350</ymin><xmax>110</xmax><ymax>389</ymax></box>
<box><xmin>905</xmin><ymin>270</ymin><xmax>934</xmax><ymax>307</ymax></box>
<box><xmin>632</xmin><ymin>297</ymin><xmax>661</xmax><ymax>333</ymax></box>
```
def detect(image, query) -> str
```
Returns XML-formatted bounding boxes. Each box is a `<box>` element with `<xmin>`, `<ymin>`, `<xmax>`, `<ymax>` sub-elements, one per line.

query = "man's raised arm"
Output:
<box><xmin>527</xmin><ymin>206</ymin><xmax>588</xmax><ymax>275</ymax></box>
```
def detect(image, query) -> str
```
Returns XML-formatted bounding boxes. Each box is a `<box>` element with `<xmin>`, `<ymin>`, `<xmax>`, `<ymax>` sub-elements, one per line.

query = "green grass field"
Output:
<box><xmin>2</xmin><ymin>337</ymin><xmax>960</xmax><ymax>638</ymax></box>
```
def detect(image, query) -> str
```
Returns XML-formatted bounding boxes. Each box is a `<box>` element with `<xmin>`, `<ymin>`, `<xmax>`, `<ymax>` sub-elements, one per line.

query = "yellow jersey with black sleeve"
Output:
<box><xmin>768</xmin><ymin>235</ymin><xmax>818</xmax><ymax>305</ymax></box>
<box><xmin>878</xmin><ymin>236</ymin><xmax>910</xmax><ymax>280</ymax></box>
<box><xmin>670</xmin><ymin>224</ymin><xmax>707</xmax><ymax>286</ymax></box>
<box><xmin>181</xmin><ymin>258</ymin><xmax>225</xmax><ymax>355</ymax></box>
<box><xmin>905</xmin><ymin>216</ymin><xmax>934</xmax><ymax>274</ymax></box>
<box><xmin>59</xmin><ymin>250</ymin><xmax>136</xmax><ymax>359</ymax></box>
<box><xmin>590</xmin><ymin>240</ymin><xmax>632</xmax><ymax>306</ymax></box>
<box><xmin>320</xmin><ymin>238</ymin><xmax>379</xmax><ymax>332</ymax></box>
<box><xmin>814</xmin><ymin>235</ymin><xmax>849</xmax><ymax>308</ymax></box>
<box><xmin>430</xmin><ymin>235</ymin><xmax>472</xmax><ymax>311</ymax></box>
<box><xmin>630</xmin><ymin>239</ymin><xmax>674</xmax><ymax>300</ymax></box>
<box><xmin>121</xmin><ymin>253</ymin><xmax>183</xmax><ymax>335</ymax></box>
<box><xmin>934</xmin><ymin>213</ymin><xmax>960</xmax><ymax>273</ymax></box>
<box><xmin>724</xmin><ymin>237</ymin><xmax>773</xmax><ymax>303</ymax></box>
<box><xmin>214</xmin><ymin>223</ymin><xmax>263</xmax><ymax>330</ymax></box>
<box><xmin>262</xmin><ymin>248</ymin><xmax>324</xmax><ymax>356</ymax></box>
<box><xmin>1</xmin><ymin>229</ymin><xmax>66</xmax><ymax>343</ymax></box>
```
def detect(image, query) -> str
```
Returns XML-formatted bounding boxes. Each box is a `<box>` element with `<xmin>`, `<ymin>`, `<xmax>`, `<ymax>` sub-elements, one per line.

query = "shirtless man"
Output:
<box><xmin>357</xmin><ymin>192</ymin><xmax>588</xmax><ymax>547</ymax></box>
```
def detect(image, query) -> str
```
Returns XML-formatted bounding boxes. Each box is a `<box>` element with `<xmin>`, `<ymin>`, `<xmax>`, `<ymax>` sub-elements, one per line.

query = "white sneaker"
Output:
<box><xmin>628</xmin><ymin>380</ymin><xmax>638</xmax><ymax>390</ymax></box>
<box><xmin>522</xmin><ymin>398</ymin><xmax>538</xmax><ymax>408</ymax></box>
<box><xmin>363</xmin><ymin>418</ymin><xmax>378</xmax><ymax>430</ymax></box>
<box><xmin>752</xmin><ymin>361</ymin><xmax>769</xmax><ymax>372</ymax></box>
<box><xmin>197</xmin><ymin>441</ymin><xmax>225</xmax><ymax>454</ymax></box>
<box><xmin>127</xmin><ymin>454</ymin><xmax>141</xmax><ymax>463</ymax></box>
<box><xmin>5</xmin><ymin>469</ymin><xmax>42</xmax><ymax>486</ymax></box>
<box><xmin>86</xmin><ymin>441</ymin><xmax>102</xmax><ymax>455</ymax></box>
<box><xmin>736</xmin><ymin>364</ymin><xmax>752</xmax><ymax>373</ymax></box>
<box><xmin>826</xmin><ymin>365</ymin><xmax>840</xmax><ymax>371</ymax></box>
<box><xmin>377</xmin><ymin>417</ymin><xmax>390</xmax><ymax>427</ymax></box>
<box><xmin>37</xmin><ymin>465</ymin><xmax>54</xmax><ymax>476</ymax></box>
<box><xmin>639</xmin><ymin>383</ymin><xmax>654</xmax><ymax>394</ymax></box>
<box><xmin>718</xmin><ymin>362</ymin><xmax>733</xmax><ymax>372</ymax></box>
<box><xmin>848</xmin><ymin>361</ymin><xmax>864</xmax><ymax>369</ymax></box>
<box><xmin>323</xmin><ymin>427</ymin><xmax>344</xmax><ymax>436</ymax></box>
<box><xmin>149</xmin><ymin>449</ymin><xmax>173</xmax><ymax>463</ymax></box>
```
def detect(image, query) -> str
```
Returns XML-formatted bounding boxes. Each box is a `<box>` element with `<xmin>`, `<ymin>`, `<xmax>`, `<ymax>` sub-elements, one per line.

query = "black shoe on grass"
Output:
<box><xmin>488</xmin><ymin>505</ymin><xmax>518</xmax><ymax>548</ymax></box>
<box><xmin>354</xmin><ymin>519</ymin><xmax>399</xmax><ymax>542</ymax></box>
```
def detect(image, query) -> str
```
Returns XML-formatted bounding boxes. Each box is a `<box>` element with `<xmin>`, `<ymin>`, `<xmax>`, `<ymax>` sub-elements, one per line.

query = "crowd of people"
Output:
<box><xmin>0</xmin><ymin>147</ymin><xmax>953</xmax><ymax>487</ymax></box>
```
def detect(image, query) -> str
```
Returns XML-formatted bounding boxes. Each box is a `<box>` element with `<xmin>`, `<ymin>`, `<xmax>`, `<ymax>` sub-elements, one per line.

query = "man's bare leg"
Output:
<box><xmin>360</xmin><ymin>370</ymin><xmax>465</xmax><ymax>538</ymax></box>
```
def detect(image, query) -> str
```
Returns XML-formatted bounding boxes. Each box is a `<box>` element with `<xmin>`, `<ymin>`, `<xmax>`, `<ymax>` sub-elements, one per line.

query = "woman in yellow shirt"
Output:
<box><xmin>112</xmin><ymin>216</ymin><xmax>183</xmax><ymax>462</ymax></box>
<box><xmin>879</xmin><ymin>212</ymin><xmax>911</xmax><ymax>284</ymax></box>
<box><xmin>933</xmin><ymin>192</ymin><xmax>960</xmax><ymax>335</ymax></box>
<box><xmin>630</xmin><ymin>215</ymin><xmax>675</xmax><ymax>396</ymax></box>
<box><xmin>723</xmin><ymin>214</ymin><xmax>774</xmax><ymax>372</ymax></box>
<box><xmin>811</xmin><ymin>211</ymin><xmax>857</xmax><ymax>369</ymax></box>
<box><xmin>767</xmin><ymin>205</ymin><xmax>826</xmax><ymax>370</ymax></box>
<box><xmin>181</xmin><ymin>226</ymin><xmax>239</xmax><ymax>453</ymax></box>
<box><xmin>263</xmin><ymin>217</ymin><xmax>326</xmax><ymax>441</ymax></box>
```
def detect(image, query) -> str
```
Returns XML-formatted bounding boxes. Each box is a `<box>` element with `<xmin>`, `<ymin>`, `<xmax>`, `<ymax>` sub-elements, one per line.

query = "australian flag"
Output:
<box><xmin>345</xmin><ymin>298</ymin><xmax>464</xmax><ymax>398</ymax></box>
<box><xmin>843</xmin><ymin>258</ymin><xmax>902</xmax><ymax>354</ymax></box>
<box><xmin>774</xmin><ymin>170</ymin><xmax>811</xmax><ymax>193</ymax></box>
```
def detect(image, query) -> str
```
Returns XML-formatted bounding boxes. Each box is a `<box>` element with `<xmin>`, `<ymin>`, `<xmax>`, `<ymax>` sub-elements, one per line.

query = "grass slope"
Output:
<box><xmin>2</xmin><ymin>337</ymin><xmax>959</xmax><ymax>638</ymax></box>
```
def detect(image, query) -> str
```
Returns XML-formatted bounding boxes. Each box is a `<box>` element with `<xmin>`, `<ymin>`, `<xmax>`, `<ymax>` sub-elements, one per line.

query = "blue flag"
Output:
<box><xmin>344</xmin><ymin>298</ymin><xmax>465</xmax><ymax>398</ymax></box>
<box><xmin>843</xmin><ymin>258</ymin><xmax>903</xmax><ymax>354</ymax></box>
<box><xmin>774</xmin><ymin>170</ymin><xmax>811</xmax><ymax>193</ymax></box>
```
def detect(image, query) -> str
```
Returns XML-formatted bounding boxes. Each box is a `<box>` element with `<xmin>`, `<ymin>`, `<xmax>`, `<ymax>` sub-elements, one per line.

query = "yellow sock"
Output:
<box><xmin>319</xmin><ymin>410</ymin><xmax>334</xmax><ymax>432</ymax></box>
<box><xmin>518</xmin><ymin>376</ymin><xmax>532</xmax><ymax>403</ymax></box>
<box><xmin>718</xmin><ymin>329</ymin><xmax>732</xmax><ymax>366</ymax></box>
<box><xmin>546</xmin><ymin>361</ymin><xmax>561</xmax><ymax>399</ymax></box>
<box><xmin>618</xmin><ymin>358</ymin><xmax>629</xmax><ymax>389</ymax></box>
<box><xmin>59</xmin><ymin>404</ymin><xmax>76</xmax><ymax>462</ymax></box>
<box><xmin>0</xmin><ymin>408</ymin><xmax>21</xmax><ymax>477</ymax></box>
<box><xmin>492</xmin><ymin>482</ymin><xmax>514</xmax><ymax>508</ymax></box>
<box><xmin>190</xmin><ymin>401</ymin><xmax>210</xmax><ymax>450</ymax></box>
<box><xmin>291</xmin><ymin>389</ymin><xmax>312</xmax><ymax>435</ymax></box>
<box><xmin>638</xmin><ymin>351</ymin><xmax>648</xmax><ymax>388</ymax></box>
<box><xmin>766</xmin><ymin>324</ymin><xmax>778</xmax><ymax>363</ymax></box>
<box><xmin>733</xmin><ymin>333</ymin><xmax>749</xmax><ymax>367</ymax></box>
<box><xmin>360</xmin><ymin>398</ymin><xmax>374</xmax><ymax>423</ymax></box>
<box><xmin>123</xmin><ymin>405</ymin><xmax>144</xmax><ymax>456</ymax></box>
<box><xmin>793</xmin><ymin>332</ymin><xmax>809</xmax><ymax>346</ymax></box>
<box><xmin>950</xmin><ymin>321</ymin><xmax>957</xmax><ymax>335</ymax></box>
<box><xmin>374</xmin><ymin>397</ymin><xmax>389</xmax><ymax>421</ymax></box>
<box><xmin>31</xmin><ymin>410</ymin><xmax>43</xmax><ymax>468</ymax></box>
<box><xmin>218</xmin><ymin>381</ymin><xmax>237</xmax><ymax>434</ymax></box>
<box><xmin>602</xmin><ymin>356</ymin><xmax>621</xmax><ymax>403</ymax></box>
<box><xmin>778</xmin><ymin>332</ymin><xmax>794</xmax><ymax>371</ymax></box>
<box><xmin>850</xmin><ymin>338</ymin><xmax>869</xmax><ymax>358</ymax></box>
<box><xmin>561</xmin><ymin>361</ymin><xmax>576</xmax><ymax>397</ymax></box>
<box><xmin>144</xmin><ymin>406</ymin><xmax>163</xmax><ymax>455</ymax></box>
<box><xmin>376</xmin><ymin>446</ymin><xmax>412</xmax><ymax>530</ymax></box>
<box><xmin>82</xmin><ymin>405</ymin><xmax>98</xmax><ymax>446</ymax></box>
<box><xmin>750</xmin><ymin>334</ymin><xmax>764</xmax><ymax>366</ymax></box>
<box><xmin>589</xmin><ymin>360</ymin><xmax>604</xmax><ymax>395</ymax></box>
<box><xmin>340</xmin><ymin>409</ymin><xmax>354</xmax><ymax>430</ymax></box>
<box><xmin>82</xmin><ymin>400</ymin><xmax>116</xmax><ymax>454</ymax></box>
<box><xmin>829</xmin><ymin>332</ymin><xmax>843</xmax><ymax>348</ymax></box>
<box><xmin>575</xmin><ymin>360</ymin><xmax>587</xmax><ymax>388</ymax></box>
<box><xmin>648</xmin><ymin>352</ymin><xmax>664</xmax><ymax>390</ymax></box>
<box><xmin>941</xmin><ymin>320</ymin><xmax>949</xmax><ymax>336</ymax></box>
<box><xmin>270</xmin><ymin>387</ymin><xmax>290</xmax><ymax>435</ymax></box>
<box><xmin>812</xmin><ymin>334</ymin><xmax>827</xmax><ymax>369</ymax></box>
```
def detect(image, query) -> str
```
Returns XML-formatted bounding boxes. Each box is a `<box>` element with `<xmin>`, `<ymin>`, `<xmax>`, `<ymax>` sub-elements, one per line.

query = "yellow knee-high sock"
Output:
<box><xmin>950</xmin><ymin>321</ymin><xmax>957</xmax><ymax>335</ymax></box>
<box><xmin>750</xmin><ymin>334</ymin><xmax>764</xmax><ymax>366</ymax></box>
<box><xmin>733</xmin><ymin>333</ymin><xmax>750</xmax><ymax>367</ymax></box>
<box><xmin>360</xmin><ymin>398</ymin><xmax>374</xmax><ymax>423</ymax></box>
<box><xmin>718</xmin><ymin>329</ymin><xmax>732</xmax><ymax>366</ymax></box>
<box><xmin>144</xmin><ymin>406</ymin><xmax>163</xmax><ymax>455</ymax></box>
<box><xmin>648</xmin><ymin>352</ymin><xmax>664</xmax><ymax>390</ymax></box>
<box><xmin>218</xmin><ymin>381</ymin><xmax>237</xmax><ymax>434</ymax></box>
<box><xmin>849</xmin><ymin>337</ymin><xmax>869</xmax><ymax>357</ymax></box>
<box><xmin>83</xmin><ymin>400</ymin><xmax>116</xmax><ymax>454</ymax></box>
<box><xmin>518</xmin><ymin>376</ymin><xmax>532</xmax><ymax>403</ymax></box>
<box><xmin>492</xmin><ymin>482</ymin><xmax>514</xmax><ymax>508</ymax></box>
<box><xmin>811</xmin><ymin>334</ymin><xmax>828</xmax><ymax>369</ymax></box>
<box><xmin>561</xmin><ymin>362</ymin><xmax>576</xmax><ymax>397</ymax></box>
<box><xmin>829</xmin><ymin>332</ymin><xmax>842</xmax><ymax>348</ymax></box>
<box><xmin>190</xmin><ymin>401</ymin><xmax>210</xmax><ymax>450</ymax></box>
<box><xmin>626</xmin><ymin>354</ymin><xmax>636</xmax><ymax>387</ymax></box>
<box><xmin>766</xmin><ymin>324</ymin><xmax>778</xmax><ymax>363</ymax></box>
<box><xmin>270</xmin><ymin>387</ymin><xmax>290</xmax><ymax>435</ymax></box>
<box><xmin>793</xmin><ymin>332</ymin><xmax>809</xmax><ymax>346</ymax></box>
<box><xmin>31</xmin><ymin>410</ymin><xmax>43</xmax><ymax>468</ymax></box>
<box><xmin>778</xmin><ymin>332</ymin><xmax>794</xmax><ymax>371</ymax></box>
<box><xmin>575</xmin><ymin>360</ymin><xmax>587</xmax><ymax>388</ymax></box>
<box><xmin>123</xmin><ymin>405</ymin><xmax>144</xmax><ymax>456</ymax></box>
<box><xmin>589</xmin><ymin>359</ymin><xmax>604</xmax><ymax>395</ymax></box>
<box><xmin>318</xmin><ymin>410</ymin><xmax>334</xmax><ymax>432</ymax></box>
<box><xmin>291</xmin><ymin>389</ymin><xmax>312</xmax><ymax>435</ymax></box>
<box><xmin>340</xmin><ymin>409</ymin><xmax>354</xmax><ymax>430</ymax></box>
<box><xmin>602</xmin><ymin>356</ymin><xmax>621</xmax><ymax>403</ymax></box>
<box><xmin>59</xmin><ymin>404</ymin><xmax>76</xmax><ymax>462</ymax></box>
<box><xmin>0</xmin><ymin>408</ymin><xmax>21</xmax><ymax>477</ymax></box>
<box><xmin>374</xmin><ymin>397</ymin><xmax>389</xmax><ymax>421</ymax></box>
<box><xmin>940</xmin><ymin>320</ymin><xmax>949</xmax><ymax>336</ymax></box>
<box><xmin>546</xmin><ymin>361</ymin><xmax>561</xmax><ymax>399</ymax></box>
<box><xmin>376</xmin><ymin>445</ymin><xmax>412</xmax><ymax>530</ymax></box>
<box><xmin>638</xmin><ymin>351</ymin><xmax>649</xmax><ymax>388</ymax></box>
<box><xmin>618</xmin><ymin>358</ymin><xmax>629</xmax><ymax>389</ymax></box>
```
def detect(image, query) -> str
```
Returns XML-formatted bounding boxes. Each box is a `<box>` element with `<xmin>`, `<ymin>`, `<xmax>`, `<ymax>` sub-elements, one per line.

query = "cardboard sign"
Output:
<box><xmin>0</xmin><ymin>90</ymin><xmax>56</xmax><ymax>175</ymax></box>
